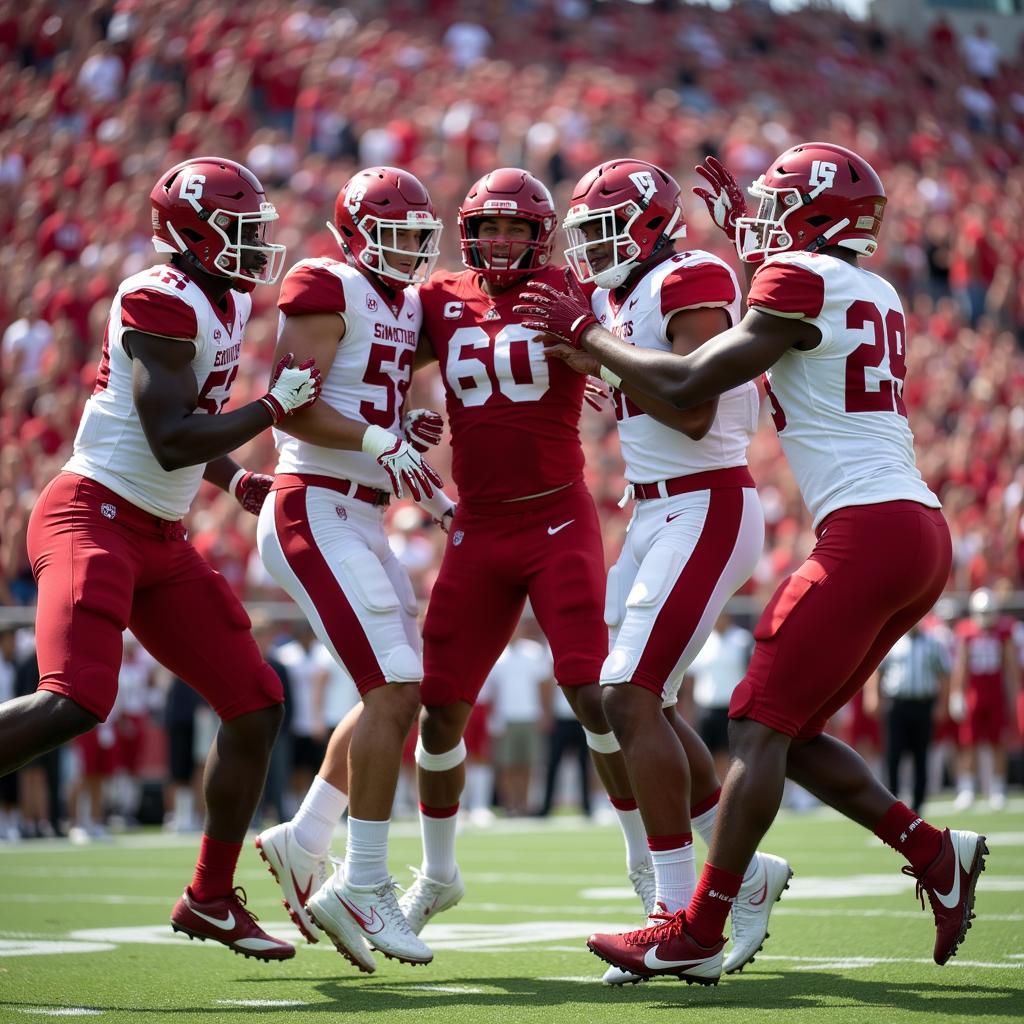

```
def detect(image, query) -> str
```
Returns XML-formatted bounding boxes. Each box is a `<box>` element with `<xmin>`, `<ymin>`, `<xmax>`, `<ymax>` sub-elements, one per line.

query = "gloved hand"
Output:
<box><xmin>513</xmin><ymin>269</ymin><xmax>599</xmax><ymax>349</ymax></box>
<box><xmin>401</xmin><ymin>408</ymin><xmax>444</xmax><ymax>453</ymax></box>
<box><xmin>259</xmin><ymin>352</ymin><xmax>322</xmax><ymax>423</ymax></box>
<box><xmin>692</xmin><ymin>156</ymin><xmax>748</xmax><ymax>241</ymax></box>
<box><xmin>362</xmin><ymin>424</ymin><xmax>443</xmax><ymax>501</ymax></box>
<box><xmin>231</xmin><ymin>471</ymin><xmax>273</xmax><ymax>515</ymax></box>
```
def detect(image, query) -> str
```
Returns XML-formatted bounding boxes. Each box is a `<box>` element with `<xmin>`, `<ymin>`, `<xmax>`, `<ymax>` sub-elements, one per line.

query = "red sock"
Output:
<box><xmin>874</xmin><ymin>800</ymin><xmax>942</xmax><ymax>872</ymax></box>
<box><xmin>685</xmin><ymin>862</ymin><xmax>743</xmax><ymax>947</ymax></box>
<box><xmin>190</xmin><ymin>835</ymin><xmax>242</xmax><ymax>902</ymax></box>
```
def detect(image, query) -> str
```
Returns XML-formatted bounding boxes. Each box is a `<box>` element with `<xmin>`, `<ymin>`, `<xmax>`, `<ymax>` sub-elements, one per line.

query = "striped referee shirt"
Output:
<box><xmin>879</xmin><ymin>631</ymin><xmax>951</xmax><ymax>700</ymax></box>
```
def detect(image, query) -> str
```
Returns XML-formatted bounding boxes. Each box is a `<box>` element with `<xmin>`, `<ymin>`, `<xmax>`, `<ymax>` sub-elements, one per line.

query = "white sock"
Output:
<box><xmin>292</xmin><ymin>775</ymin><xmax>348</xmax><ymax>857</ymax></box>
<box><xmin>344</xmin><ymin>816</ymin><xmax>390</xmax><ymax>887</ymax></box>
<box><xmin>463</xmin><ymin>764</ymin><xmax>490</xmax><ymax>812</ymax></box>
<box><xmin>691</xmin><ymin>795</ymin><xmax>758</xmax><ymax>883</ymax></box>
<box><xmin>613</xmin><ymin>805</ymin><xmax>649</xmax><ymax>873</ymax></box>
<box><xmin>419</xmin><ymin>807</ymin><xmax>459</xmax><ymax>884</ymax></box>
<box><xmin>651</xmin><ymin>842</ymin><xmax>697</xmax><ymax>914</ymax></box>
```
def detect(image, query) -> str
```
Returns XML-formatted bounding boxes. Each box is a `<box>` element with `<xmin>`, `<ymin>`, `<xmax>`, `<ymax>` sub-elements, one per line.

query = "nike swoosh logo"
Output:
<box><xmin>628</xmin><ymin>298</ymin><xmax>639</xmax><ymax>309</ymax></box>
<box><xmin>665</xmin><ymin>511</ymin><xmax>686</xmax><ymax>523</ymax></box>
<box><xmin>547</xmin><ymin>520</ymin><xmax>575</xmax><ymax>535</ymax></box>
<box><xmin>642</xmin><ymin>946</ymin><xmax>709</xmax><ymax>970</ymax></box>
<box><xmin>190</xmin><ymin>907</ymin><xmax>236</xmax><ymax>931</ymax></box>
<box><xmin>338</xmin><ymin>895</ymin><xmax>386</xmax><ymax>935</ymax></box>
<box><xmin>748</xmin><ymin>880</ymin><xmax>769</xmax><ymax>907</ymax></box>
<box><xmin>934</xmin><ymin>862</ymin><xmax>961</xmax><ymax>909</ymax></box>
<box><xmin>291</xmin><ymin>869</ymin><xmax>314</xmax><ymax>908</ymax></box>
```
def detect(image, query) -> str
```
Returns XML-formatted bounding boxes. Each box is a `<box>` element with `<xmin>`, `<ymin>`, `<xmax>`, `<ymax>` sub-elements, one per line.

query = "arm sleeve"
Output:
<box><xmin>660</xmin><ymin>263</ymin><xmax>736</xmax><ymax>316</ymax></box>
<box><xmin>120</xmin><ymin>289</ymin><xmax>198</xmax><ymax>341</ymax></box>
<box><xmin>278</xmin><ymin>263</ymin><xmax>346</xmax><ymax>316</ymax></box>
<box><xmin>747</xmin><ymin>261</ymin><xmax>825</xmax><ymax>320</ymax></box>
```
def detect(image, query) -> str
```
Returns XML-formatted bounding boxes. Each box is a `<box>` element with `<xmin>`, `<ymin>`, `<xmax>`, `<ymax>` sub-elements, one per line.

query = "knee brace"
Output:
<box><xmin>583</xmin><ymin>728</ymin><xmax>621</xmax><ymax>755</ymax></box>
<box><xmin>414</xmin><ymin>737</ymin><xmax>467</xmax><ymax>772</ymax></box>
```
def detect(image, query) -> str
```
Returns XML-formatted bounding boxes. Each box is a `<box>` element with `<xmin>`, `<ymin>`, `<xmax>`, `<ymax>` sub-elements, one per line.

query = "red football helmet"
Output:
<box><xmin>736</xmin><ymin>142</ymin><xmax>886</xmax><ymax>263</ymax></box>
<box><xmin>150</xmin><ymin>157</ymin><xmax>285</xmax><ymax>285</ymax></box>
<box><xmin>563</xmin><ymin>159</ymin><xmax>687</xmax><ymax>288</ymax></box>
<box><xmin>329</xmin><ymin>167</ymin><xmax>442</xmax><ymax>288</ymax></box>
<box><xmin>458</xmin><ymin>168</ymin><xmax>556</xmax><ymax>288</ymax></box>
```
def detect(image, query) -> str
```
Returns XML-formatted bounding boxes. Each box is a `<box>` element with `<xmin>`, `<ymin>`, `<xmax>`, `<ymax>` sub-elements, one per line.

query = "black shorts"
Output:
<box><xmin>292</xmin><ymin>734</ymin><xmax>327</xmax><ymax>774</ymax></box>
<box><xmin>698</xmin><ymin>706</ymin><xmax>731</xmax><ymax>754</ymax></box>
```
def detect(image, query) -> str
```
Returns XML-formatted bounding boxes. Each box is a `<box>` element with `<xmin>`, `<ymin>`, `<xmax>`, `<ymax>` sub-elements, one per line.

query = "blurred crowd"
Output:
<box><xmin>1</xmin><ymin>1</ymin><xmax>1024</xmax><ymax>828</ymax></box>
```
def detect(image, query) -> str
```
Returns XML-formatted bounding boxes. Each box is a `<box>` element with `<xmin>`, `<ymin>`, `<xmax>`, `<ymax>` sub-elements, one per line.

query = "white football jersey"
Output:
<box><xmin>273</xmin><ymin>258</ymin><xmax>421</xmax><ymax>489</ymax></box>
<box><xmin>748</xmin><ymin>250</ymin><xmax>940</xmax><ymax>528</ymax></box>
<box><xmin>591</xmin><ymin>250</ymin><xmax>758</xmax><ymax>483</ymax></box>
<box><xmin>65</xmin><ymin>263</ymin><xmax>251</xmax><ymax>520</ymax></box>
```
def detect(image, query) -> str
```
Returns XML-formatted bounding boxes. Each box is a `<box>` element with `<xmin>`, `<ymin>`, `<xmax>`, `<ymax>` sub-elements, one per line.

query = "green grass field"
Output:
<box><xmin>1</xmin><ymin>800</ymin><xmax>1022</xmax><ymax>1023</ymax></box>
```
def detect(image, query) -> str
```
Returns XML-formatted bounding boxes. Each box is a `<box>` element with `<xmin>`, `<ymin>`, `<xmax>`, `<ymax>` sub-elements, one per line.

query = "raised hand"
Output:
<box><xmin>513</xmin><ymin>269</ymin><xmax>598</xmax><ymax>349</ymax></box>
<box><xmin>260</xmin><ymin>352</ymin><xmax>322</xmax><ymax>423</ymax></box>
<box><xmin>361</xmin><ymin>424</ymin><xmax>443</xmax><ymax>501</ymax></box>
<box><xmin>401</xmin><ymin>408</ymin><xmax>444</xmax><ymax>453</ymax></box>
<box><xmin>692</xmin><ymin>156</ymin><xmax>748</xmax><ymax>240</ymax></box>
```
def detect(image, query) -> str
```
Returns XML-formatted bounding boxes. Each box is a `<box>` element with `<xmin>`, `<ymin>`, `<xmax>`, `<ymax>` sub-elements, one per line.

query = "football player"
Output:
<box><xmin>1</xmin><ymin>157</ymin><xmax>321</xmax><ymax>960</ymax></box>
<box><xmin>522</xmin><ymin>143</ymin><xmax>987</xmax><ymax>981</ymax></box>
<box><xmin>394</xmin><ymin>168</ymin><xmax>647</xmax><ymax>942</ymax></box>
<box><xmin>550</xmin><ymin>159</ymin><xmax>791</xmax><ymax>981</ymax></box>
<box><xmin>253</xmin><ymin>166</ymin><xmax>448</xmax><ymax>972</ymax></box>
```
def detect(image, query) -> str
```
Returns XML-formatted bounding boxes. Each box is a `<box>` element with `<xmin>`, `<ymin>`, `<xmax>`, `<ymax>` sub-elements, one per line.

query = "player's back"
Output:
<box><xmin>592</xmin><ymin>249</ymin><xmax>758</xmax><ymax>483</ymax></box>
<box><xmin>956</xmin><ymin>619</ymin><xmax>1011</xmax><ymax>687</ymax></box>
<box><xmin>420</xmin><ymin>265</ymin><xmax>585</xmax><ymax>504</ymax></box>
<box><xmin>65</xmin><ymin>263</ymin><xmax>251</xmax><ymax>521</ymax></box>
<box><xmin>747</xmin><ymin>251</ymin><xmax>939</xmax><ymax>528</ymax></box>
<box><xmin>273</xmin><ymin>257</ymin><xmax>420</xmax><ymax>490</ymax></box>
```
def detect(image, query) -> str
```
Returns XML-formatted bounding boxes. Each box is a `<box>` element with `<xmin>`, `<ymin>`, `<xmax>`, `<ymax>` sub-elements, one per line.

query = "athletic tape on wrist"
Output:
<box><xmin>415</xmin><ymin>737</ymin><xmax>467</xmax><ymax>772</ymax></box>
<box><xmin>599</xmin><ymin>365</ymin><xmax>622</xmax><ymax>389</ymax></box>
<box><xmin>228</xmin><ymin>467</ymin><xmax>247</xmax><ymax>498</ymax></box>
<box><xmin>583</xmin><ymin>728</ymin><xmax>621</xmax><ymax>754</ymax></box>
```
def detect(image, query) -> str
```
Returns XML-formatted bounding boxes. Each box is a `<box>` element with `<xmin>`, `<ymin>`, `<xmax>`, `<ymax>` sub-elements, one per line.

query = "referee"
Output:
<box><xmin>867</xmin><ymin>623</ymin><xmax>951</xmax><ymax>813</ymax></box>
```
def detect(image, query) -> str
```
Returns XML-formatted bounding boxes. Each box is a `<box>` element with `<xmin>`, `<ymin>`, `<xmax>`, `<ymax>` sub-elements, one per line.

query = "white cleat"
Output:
<box><xmin>398</xmin><ymin>866</ymin><xmax>465</xmax><ymax>935</ymax></box>
<box><xmin>953</xmin><ymin>789</ymin><xmax>975</xmax><ymax>812</ymax></box>
<box><xmin>255</xmin><ymin>822</ymin><xmax>328</xmax><ymax>944</ymax></box>
<box><xmin>601</xmin><ymin>862</ymin><xmax>657</xmax><ymax>986</ymax></box>
<box><xmin>307</xmin><ymin>868</ymin><xmax>432</xmax><ymax>968</ymax></box>
<box><xmin>724</xmin><ymin>852</ymin><xmax>793</xmax><ymax>973</ymax></box>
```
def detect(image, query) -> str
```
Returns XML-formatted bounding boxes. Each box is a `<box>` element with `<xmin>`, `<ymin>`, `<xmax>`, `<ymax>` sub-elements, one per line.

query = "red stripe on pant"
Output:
<box><xmin>632</xmin><ymin>488</ymin><xmax>744</xmax><ymax>692</ymax></box>
<box><xmin>274</xmin><ymin>487</ymin><xmax>385</xmax><ymax>692</ymax></box>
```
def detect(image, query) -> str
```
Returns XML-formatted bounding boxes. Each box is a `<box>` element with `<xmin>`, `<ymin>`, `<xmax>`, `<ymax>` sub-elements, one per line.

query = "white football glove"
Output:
<box><xmin>362</xmin><ymin>424</ymin><xmax>443</xmax><ymax>501</ymax></box>
<box><xmin>401</xmin><ymin>408</ymin><xmax>444</xmax><ymax>452</ymax></box>
<box><xmin>259</xmin><ymin>353</ymin><xmax>322</xmax><ymax>423</ymax></box>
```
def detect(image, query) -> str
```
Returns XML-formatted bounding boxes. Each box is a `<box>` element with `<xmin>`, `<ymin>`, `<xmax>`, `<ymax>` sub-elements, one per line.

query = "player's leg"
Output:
<box><xmin>130</xmin><ymin>546</ymin><xmax>294</xmax><ymax>962</ymax></box>
<box><xmin>255</xmin><ymin>485</ymin><xmax>427</xmax><ymax>967</ymax></box>
<box><xmin>403</xmin><ymin>515</ymin><xmax>526</xmax><ymax>934</ymax></box>
<box><xmin>1</xmin><ymin>475</ymin><xmax>133</xmax><ymax>775</ymax></box>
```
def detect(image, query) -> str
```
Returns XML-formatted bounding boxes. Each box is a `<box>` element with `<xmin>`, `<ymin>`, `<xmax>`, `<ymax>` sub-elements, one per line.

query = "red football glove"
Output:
<box><xmin>232</xmin><ymin>471</ymin><xmax>273</xmax><ymax>515</ymax></box>
<box><xmin>401</xmin><ymin>408</ymin><xmax>444</xmax><ymax>453</ymax></box>
<box><xmin>513</xmin><ymin>269</ymin><xmax>599</xmax><ymax>350</ymax></box>
<box><xmin>259</xmin><ymin>353</ymin><xmax>322</xmax><ymax>424</ymax></box>
<box><xmin>692</xmin><ymin>156</ymin><xmax>748</xmax><ymax>241</ymax></box>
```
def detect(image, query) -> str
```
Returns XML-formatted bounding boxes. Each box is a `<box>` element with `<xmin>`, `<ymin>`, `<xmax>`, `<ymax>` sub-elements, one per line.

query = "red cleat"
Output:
<box><xmin>171</xmin><ymin>886</ymin><xmax>295</xmax><ymax>961</ymax></box>
<box><xmin>902</xmin><ymin>828</ymin><xmax>988</xmax><ymax>965</ymax></box>
<box><xmin>588</xmin><ymin>909</ymin><xmax>724</xmax><ymax>985</ymax></box>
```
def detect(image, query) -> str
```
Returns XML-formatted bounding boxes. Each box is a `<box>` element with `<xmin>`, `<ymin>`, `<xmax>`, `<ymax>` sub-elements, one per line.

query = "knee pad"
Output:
<box><xmin>583</xmin><ymin>728</ymin><xmax>621</xmax><ymax>755</ymax></box>
<box><xmin>415</xmin><ymin>737</ymin><xmax>467</xmax><ymax>772</ymax></box>
<box><xmin>382</xmin><ymin>643</ymin><xmax>423</xmax><ymax>684</ymax></box>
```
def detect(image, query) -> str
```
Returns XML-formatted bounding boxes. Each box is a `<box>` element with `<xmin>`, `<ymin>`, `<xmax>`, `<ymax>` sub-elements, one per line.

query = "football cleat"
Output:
<box><xmin>601</xmin><ymin>865</ymin><xmax>658</xmax><ymax>986</ymax></box>
<box><xmin>170</xmin><ymin>886</ymin><xmax>295</xmax><ymax>960</ymax></box>
<box><xmin>903</xmin><ymin>828</ymin><xmax>988</xmax><ymax>965</ymax></box>
<box><xmin>724</xmin><ymin>852</ymin><xmax>793</xmax><ymax>973</ymax></box>
<box><xmin>255</xmin><ymin>822</ymin><xmax>329</xmax><ymax>944</ymax></box>
<box><xmin>589</xmin><ymin>908</ymin><xmax>723</xmax><ymax>984</ymax></box>
<box><xmin>307</xmin><ymin>867</ymin><xmax>432</xmax><ymax>969</ymax></box>
<box><xmin>398</xmin><ymin>866</ymin><xmax>465</xmax><ymax>935</ymax></box>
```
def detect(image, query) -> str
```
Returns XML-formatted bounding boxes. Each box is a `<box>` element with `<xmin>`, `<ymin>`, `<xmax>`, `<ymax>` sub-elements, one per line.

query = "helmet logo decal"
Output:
<box><xmin>628</xmin><ymin>171</ymin><xmax>657</xmax><ymax>204</ymax></box>
<box><xmin>345</xmin><ymin>185</ymin><xmax>367</xmax><ymax>216</ymax></box>
<box><xmin>178</xmin><ymin>173</ymin><xmax>206</xmax><ymax>212</ymax></box>
<box><xmin>808</xmin><ymin>160</ymin><xmax>837</xmax><ymax>193</ymax></box>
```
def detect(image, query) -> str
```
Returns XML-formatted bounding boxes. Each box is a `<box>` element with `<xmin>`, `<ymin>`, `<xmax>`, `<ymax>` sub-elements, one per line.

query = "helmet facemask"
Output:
<box><xmin>329</xmin><ymin>211</ymin><xmax>442</xmax><ymax>287</ymax></box>
<box><xmin>460</xmin><ymin>216</ymin><xmax>549</xmax><ymax>284</ymax></box>
<box><xmin>209</xmin><ymin>204</ymin><xmax>286</xmax><ymax>285</ymax></box>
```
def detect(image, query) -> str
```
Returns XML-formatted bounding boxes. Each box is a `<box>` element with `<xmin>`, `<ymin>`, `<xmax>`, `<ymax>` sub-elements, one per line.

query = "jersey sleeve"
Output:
<box><xmin>120</xmin><ymin>289</ymin><xmax>199</xmax><ymax>341</ymax></box>
<box><xmin>660</xmin><ymin>262</ymin><xmax>736</xmax><ymax>316</ymax></box>
<box><xmin>747</xmin><ymin>260</ymin><xmax>825</xmax><ymax>319</ymax></box>
<box><xmin>277</xmin><ymin>262</ymin><xmax>346</xmax><ymax>316</ymax></box>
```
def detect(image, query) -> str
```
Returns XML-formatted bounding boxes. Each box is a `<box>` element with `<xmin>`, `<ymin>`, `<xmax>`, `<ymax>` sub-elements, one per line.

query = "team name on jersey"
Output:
<box><xmin>213</xmin><ymin>341</ymin><xmax>242</xmax><ymax>367</ymax></box>
<box><xmin>373</xmin><ymin>323</ymin><xmax>417</xmax><ymax>346</ymax></box>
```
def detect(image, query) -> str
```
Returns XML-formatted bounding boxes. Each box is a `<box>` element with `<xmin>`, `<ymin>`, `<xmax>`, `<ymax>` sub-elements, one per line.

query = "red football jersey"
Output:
<box><xmin>955</xmin><ymin>618</ymin><xmax>1013</xmax><ymax>689</ymax></box>
<box><xmin>420</xmin><ymin>266</ymin><xmax>585</xmax><ymax>504</ymax></box>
